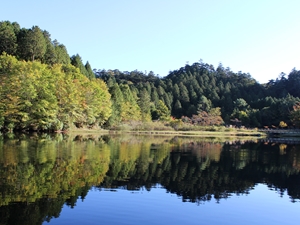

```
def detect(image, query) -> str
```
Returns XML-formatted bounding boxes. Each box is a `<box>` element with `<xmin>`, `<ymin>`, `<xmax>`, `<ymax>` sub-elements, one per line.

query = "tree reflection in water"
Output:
<box><xmin>0</xmin><ymin>133</ymin><xmax>299</xmax><ymax>224</ymax></box>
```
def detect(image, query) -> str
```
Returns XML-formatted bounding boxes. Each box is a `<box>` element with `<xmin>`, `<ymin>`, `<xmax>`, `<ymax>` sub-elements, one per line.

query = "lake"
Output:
<box><xmin>0</xmin><ymin>133</ymin><xmax>299</xmax><ymax>225</ymax></box>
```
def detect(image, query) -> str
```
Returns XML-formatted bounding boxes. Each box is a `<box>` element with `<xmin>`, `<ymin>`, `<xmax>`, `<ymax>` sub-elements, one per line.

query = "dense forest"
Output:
<box><xmin>1</xmin><ymin>20</ymin><xmax>300</xmax><ymax>131</ymax></box>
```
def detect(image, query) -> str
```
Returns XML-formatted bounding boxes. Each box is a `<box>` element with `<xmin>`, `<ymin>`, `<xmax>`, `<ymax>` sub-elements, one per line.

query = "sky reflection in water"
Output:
<box><xmin>0</xmin><ymin>134</ymin><xmax>299</xmax><ymax>225</ymax></box>
<box><xmin>47</xmin><ymin>183</ymin><xmax>299</xmax><ymax>225</ymax></box>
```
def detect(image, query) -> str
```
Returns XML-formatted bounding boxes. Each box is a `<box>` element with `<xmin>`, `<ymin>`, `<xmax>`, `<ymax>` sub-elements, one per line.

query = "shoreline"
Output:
<box><xmin>66</xmin><ymin>127</ymin><xmax>266</xmax><ymax>137</ymax></box>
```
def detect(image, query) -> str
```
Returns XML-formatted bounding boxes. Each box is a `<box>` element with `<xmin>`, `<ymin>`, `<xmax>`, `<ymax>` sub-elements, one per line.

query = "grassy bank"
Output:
<box><xmin>104</xmin><ymin>121</ymin><xmax>266</xmax><ymax>137</ymax></box>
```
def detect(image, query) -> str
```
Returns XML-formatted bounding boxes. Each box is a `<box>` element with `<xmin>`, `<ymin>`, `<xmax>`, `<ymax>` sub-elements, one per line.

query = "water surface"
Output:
<box><xmin>0</xmin><ymin>134</ymin><xmax>299</xmax><ymax>225</ymax></box>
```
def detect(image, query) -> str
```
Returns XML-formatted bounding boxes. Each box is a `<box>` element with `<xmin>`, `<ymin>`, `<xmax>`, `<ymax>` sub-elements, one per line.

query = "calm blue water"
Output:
<box><xmin>0</xmin><ymin>134</ymin><xmax>299</xmax><ymax>225</ymax></box>
<box><xmin>47</xmin><ymin>184</ymin><xmax>299</xmax><ymax>225</ymax></box>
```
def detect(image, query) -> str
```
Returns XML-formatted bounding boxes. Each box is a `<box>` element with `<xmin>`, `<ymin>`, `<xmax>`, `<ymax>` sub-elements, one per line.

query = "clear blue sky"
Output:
<box><xmin>2</xmin><ymin>0</ymin><xmax>300</xmax><ymax>83</ymax></box>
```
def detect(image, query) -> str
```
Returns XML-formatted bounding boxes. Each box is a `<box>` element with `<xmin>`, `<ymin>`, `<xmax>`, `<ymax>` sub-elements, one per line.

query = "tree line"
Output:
<box><xmin>0</xmin><ymin>21</ymin><xmax>111</xmax><ymax>131</ymax></box>
<box><xmin>1</xmin><ymin>20</ymin><xmax>300</xmax><ymax>131</ymax></box>
<box><xmin>96</xmin><ymin>63</ymin><xmax>300</xmax><ymax>128</ymax></box>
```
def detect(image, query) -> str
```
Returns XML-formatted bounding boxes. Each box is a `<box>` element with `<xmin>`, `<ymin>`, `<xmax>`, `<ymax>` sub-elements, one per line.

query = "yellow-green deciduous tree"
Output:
<box><xmin>156</xmin><ymin>100</ymin><xmax>170</xmax><ymax>121</ymax></box>
<box><xmin>0</xmin><ymin>54</ymin><xmax>57</xmax><ymax>130</ymax></box>
<box><xmin>0</xmin><ymin>54</ymin><xmax>111</xmax><ymax>131</ymax></box>
<box><xmin>119</xmin><ymin>84</ymin><xmax>141</xmax><ymax>122</ymax></box>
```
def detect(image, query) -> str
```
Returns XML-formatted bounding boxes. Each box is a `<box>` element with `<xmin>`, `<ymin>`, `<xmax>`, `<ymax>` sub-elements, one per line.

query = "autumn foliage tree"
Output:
<box><xmin>0</xmin><ymin>54</ymin><xmax>111</xmax><ymax>131</ymax></box>
<box><xmin>290</xmin><ymin>102</ymin><xmax>300</xmax><ymax>128</ymax></box>
<box><xmin>189</xmin><ymin>107</ymin><xmax>224</xmax><ymax>126</ymax></box>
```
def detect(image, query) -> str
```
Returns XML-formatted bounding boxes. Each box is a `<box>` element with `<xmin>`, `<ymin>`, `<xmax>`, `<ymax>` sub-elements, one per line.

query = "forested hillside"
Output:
<box><xmin>0</xmin><ymin>21</ymin><xmax>95</xmax><ymax>79</ymax></box>
<box><xmin>0</xmin><ymin>21</ymin><xmax>111</xmax><ymax>131</ymax></box>
<box><xmin>96</xmin><ymin>63</ymin><xmax>300</xmax><ymax>128</ymax></box>
<box><xmin>1</xmin><ymin>20</ymin><xmax>300</xmax><ymax>131</ymax></box>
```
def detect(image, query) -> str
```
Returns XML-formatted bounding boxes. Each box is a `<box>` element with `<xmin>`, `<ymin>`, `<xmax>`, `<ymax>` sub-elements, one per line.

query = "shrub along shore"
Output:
<box><xmin>66</xmin><ymin>121</ymin><xmax>266</xmax><ymax>138</ymax></box>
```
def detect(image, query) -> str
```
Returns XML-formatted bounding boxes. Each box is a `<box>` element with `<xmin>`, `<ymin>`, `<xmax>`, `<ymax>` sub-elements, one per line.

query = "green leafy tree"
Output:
<box><xmin>40</xmin><ymin>36</ymin><xmax>70</xmax><ymax>65</ymax></box>
<box><xmin>173</xmin><ymin>100</ymin><xmax>182</xmax><ymax>118</ymax></box>
<box><xmin>0</xmin><ymin>21</ymin><xmax>18</xmax><ymax>55</ymax></box>
<box><xmin>18</xmin><ymin>26</ymin><xmax>47</xmax><ymax>61</ymax></box>
<box><xmin>231</xmin><ymin>98</ymin><xmax>250</xmax><ymax>126</ymax></box>
<box><xmin>156</xmin><ymin>100</ymin><xmax>170</xmax><ymax>121</ymax></box>
<box><xmin>85</xmin><ymin>61</ymin><xmax>95</xmax><ymax>79</ymax></box>
<box><xmin>179</xmin><ymin>82</ymin><xmax>190</xmax><ymax>104</ymax></box>
<box><xmin>163</xmin><ymin>92</ymin><xmax>172</xmax><ymax>110</ymax></box>
<box><xmin>172</xmin><ymin>84</ymin><xmax>180</xmax><ymax>100</ymax></box>
<box><xmin>70</xmin><ymin>54</ymin><xmax>89</xmax><ymax>78</ymax></box>
<box><xmin>138</xmin><ymin>89</ymin><xmax>152</xmax><ymax>121</ymax></box>
<box><xmin>151</xmin><ymin>87</ymin><xmax>159</xmax><ymax>106</ymax></box>
<box><xmin>0</xmin><ymin>55</ymin><xmax>112</xmax><ymax>131</ymax></box>
<box><xmin>197</xmin><ymin>95</ymin><xmax>212</xmax><ymax>113</ymax></box>
<box><xmin>53</xmin><ymin>64</ymin><xmax>111</xmax><ymax>129</ymax></box>
<box><xmin>107</xmin><ymin>83</ymin><xmax>125</xmax><ymax>126</ymax></box>
<box><xmin>53</xmin><ymin>64</ymin><xmax>85</xmax><ymax>129</ymax></box>
<box><xmin>42</xmin><ymin>30</ymin><xmax>56</xmax><ymax>65</ymax></box>
<box><xmin>82</xmin><ymin>78</ymin><xmax>112</xmax><ymax>126</ymax></box>
<box><xmin>189</xmin><ymin>85</ymin><xmax>198</xmax><ymax>105</ymax></box>
<box><xmin>0</xmin><ymin>54</ymin><xmax>58</xmax><ymax>130</ymax></box>
<box><xmin>157</xmin><ymin>85</ymin><xmax>165</xmax><ymax>97</ymax></box>
<box><xmin>234</xmin><ymin>98</ymin><xmax>249</xmax><ymax>111</ymax></box>
<box><xmin>120</xmin><ymin>84</ymin><xmax>141</xmax><ymax>121</ymax></box>
<box><xmin>53</xmin><ymin>40</ymin><xmax>70</xmax><ymax>64</ymax></box>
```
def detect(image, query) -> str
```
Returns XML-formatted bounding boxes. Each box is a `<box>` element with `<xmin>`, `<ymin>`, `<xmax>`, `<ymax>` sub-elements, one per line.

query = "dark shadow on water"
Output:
<box><xmin>0</xmin><ymin>133</ymin><xmax>299</xmax><ymax>224</ymax></box>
